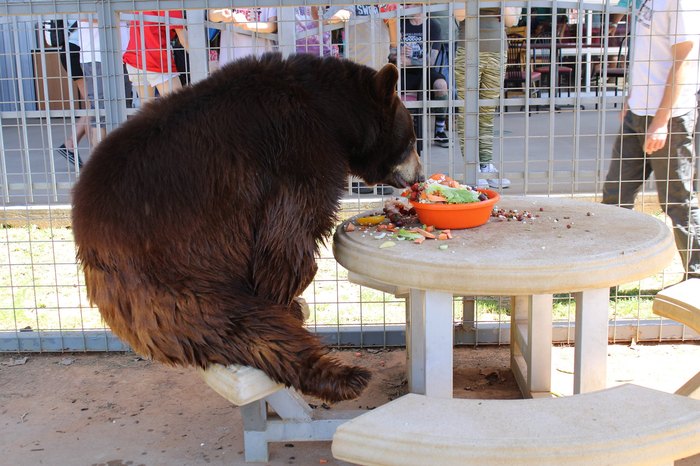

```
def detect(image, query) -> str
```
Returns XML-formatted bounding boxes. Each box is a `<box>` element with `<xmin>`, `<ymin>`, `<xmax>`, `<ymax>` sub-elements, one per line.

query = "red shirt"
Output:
<box><xmin>123</xmin><ymin>10</ymin><xmax>184</xmax><ymax>73</ymax></box>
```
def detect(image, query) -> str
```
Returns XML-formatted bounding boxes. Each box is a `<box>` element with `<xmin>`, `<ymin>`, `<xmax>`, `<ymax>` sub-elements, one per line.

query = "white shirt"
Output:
<box><xmin>627</xmin><ymin>0</ymin><xmax>700</xmax><ymax>117</ymax></box>
<box><xmin>77</xmin><ymin>18</ymin><xmax>101</xmax><ymax>63</ymax></box>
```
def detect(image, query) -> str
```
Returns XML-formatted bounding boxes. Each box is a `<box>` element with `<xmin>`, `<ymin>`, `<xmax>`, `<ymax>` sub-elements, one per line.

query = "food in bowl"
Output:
<box><xmin>402</xmin><ymin>173</ymin><xmax>488</xmax><ymax>204</ymax></box>
<box><xmin>401</xmin><ymin>173</ymin><xmax>500</xmax><ymax>229</ymax></box>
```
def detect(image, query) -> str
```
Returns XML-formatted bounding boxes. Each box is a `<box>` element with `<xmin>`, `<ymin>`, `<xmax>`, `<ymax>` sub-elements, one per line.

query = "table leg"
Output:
<box><xmin>528</xmin><ymin>294</ymin><xmax>554</xmax><ymax>396</ymax></box>
<box><xmin>511</xmin><ymin>295</ymin><xmax>553</xmax><ymax>398</ymax></box>
<box><xmin>406</xmin><ymin>289</ymin><xmax>454</xmax><ymax>398</ymax></box>
<box><xmin>406</xmin><ymin>288</ymin><xmax>426</xmax><ymax>395</ymax></box>
<box><xmin>574</xmin><ymin>288</ymin><xmax>610</xmax><ymax>394</ymax></box>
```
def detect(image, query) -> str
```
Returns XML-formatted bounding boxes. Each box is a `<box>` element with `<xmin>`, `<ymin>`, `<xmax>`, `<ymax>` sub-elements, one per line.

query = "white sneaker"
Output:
<box><xmin>477</xmin><ymin>178</ymin><xmax>489</xmax><ymax>189</ymax></box>
<box><xmin>479</xmin><ymin>163</ymin><xmax>511</xmax><ymax>189</ymax></box>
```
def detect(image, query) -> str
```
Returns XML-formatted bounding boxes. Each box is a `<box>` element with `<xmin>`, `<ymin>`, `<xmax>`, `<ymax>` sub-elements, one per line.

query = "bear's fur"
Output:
<box><xmin>71</xmin><ymin>53</ymin><xmax>422</xmax><ymax>403</ymax></box>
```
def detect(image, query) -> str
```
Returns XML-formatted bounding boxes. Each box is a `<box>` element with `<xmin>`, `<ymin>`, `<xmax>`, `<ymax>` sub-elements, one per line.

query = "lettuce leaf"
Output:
<box><xmin>396</xmin><ymin>228</ymin><xmax>423</xmax><ymax>240</ymax></box>
<box><xmin>426</xmin><ymin>184</ymin><xmax>480</xmax><ymax>204</ymax></box>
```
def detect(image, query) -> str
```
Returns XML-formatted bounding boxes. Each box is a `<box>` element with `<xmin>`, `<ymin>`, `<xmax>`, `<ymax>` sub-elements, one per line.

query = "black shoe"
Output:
<box><xmin>351</xmin><ymin>182</ymin><xmax>374</xmax><ymax>195</ymax></box>
<box><xmin>57</xmin><ymin>144</ymin><xmax>83</xmax><ymax>168</ymax></box>
<box><xmin>434</xmin><ymin>131</ymin><xmax>449</xmax><ymax>148</ymax></box>
<box><xmin>57</xmin><ymin>144</ymin><xmax>84</xmax><ymax>168</ymax></box>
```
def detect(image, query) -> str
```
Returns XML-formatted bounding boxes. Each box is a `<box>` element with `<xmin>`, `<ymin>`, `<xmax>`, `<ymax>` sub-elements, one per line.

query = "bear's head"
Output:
<box><xmin>350</xmin><ymin>63</ymin><xmax>423</xmax><ymax>190</ymax></box>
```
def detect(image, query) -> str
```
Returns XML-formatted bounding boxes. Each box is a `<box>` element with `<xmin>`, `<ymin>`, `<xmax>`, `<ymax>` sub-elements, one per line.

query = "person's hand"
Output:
<box><xmin>388</xmin><ymin>47</ymin><xmax>397</xmax><ymax>65</ymax></box>
<box><xmin>644</xmin><ymin>122</ymin><xmax>669</xmax><ymax>154</ymax></box>
<box><xmin>619</xmin><ymin>101</ymin><xmax>628</xmax><ymax>124</ymax></box>
<box><xmin>329</xmin><ymin>10</ymin><xmax>351</xmax><ymax>23</ymax></box>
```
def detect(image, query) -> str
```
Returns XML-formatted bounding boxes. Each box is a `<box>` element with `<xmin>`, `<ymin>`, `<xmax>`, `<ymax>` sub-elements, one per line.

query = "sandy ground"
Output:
<box><xmin>1</xmin><ymin>343</ymin><xmax>699</xmax><ymax>466</ymax></box>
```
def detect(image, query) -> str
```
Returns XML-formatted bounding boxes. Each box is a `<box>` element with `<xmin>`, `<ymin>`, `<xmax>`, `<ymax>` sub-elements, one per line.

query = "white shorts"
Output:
<box><xmin>125</xmin><ymin>64</ymin><xmax>180</xmax><ymax>88</ymax></box>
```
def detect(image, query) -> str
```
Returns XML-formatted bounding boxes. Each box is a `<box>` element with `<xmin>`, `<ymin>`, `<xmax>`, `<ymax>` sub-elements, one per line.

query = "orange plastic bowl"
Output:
<box><xmin>409</xmin><ymin>189</ymin><xmax>500</xmax><ymax>229</ymax></box>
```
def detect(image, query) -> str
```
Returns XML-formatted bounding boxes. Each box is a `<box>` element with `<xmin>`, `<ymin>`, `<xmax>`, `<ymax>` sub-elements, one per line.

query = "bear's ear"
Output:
<box><xmin>374</xmin><ymin>63</ymin><xmax>399</xmax><ymax>102</ymax></box>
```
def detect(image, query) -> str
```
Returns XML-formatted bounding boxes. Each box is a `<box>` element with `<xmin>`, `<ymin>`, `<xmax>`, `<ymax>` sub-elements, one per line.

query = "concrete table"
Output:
<box><xmin>333</xmin><ymin>196</ymin><xmax>676</xmax><ymax>398</ymax></box>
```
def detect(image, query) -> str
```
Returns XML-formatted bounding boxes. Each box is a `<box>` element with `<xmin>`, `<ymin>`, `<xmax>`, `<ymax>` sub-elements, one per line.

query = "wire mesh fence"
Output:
<box><xmin>1</xmin><ymin>1</ymin><xmax>698</xmax><ymax>353</ymax></box>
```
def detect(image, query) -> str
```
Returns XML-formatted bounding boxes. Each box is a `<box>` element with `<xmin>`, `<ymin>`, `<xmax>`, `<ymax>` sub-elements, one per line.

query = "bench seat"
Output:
<box><xmin>652</xmin><ymin>278</ymin><xmax>699</xmax><ymax>334</ymax></box>
<box><xmin>200</xmin><ymin>363</ymin><xmax>361</xmax><ymax>462</ymax></box>
<box><xmin>200</xmin><ymin>363</ymin><xmax>285</xmax><ymax>406</ymax></box>
<box><xmin>332</xmin><ymin>385</ymin><xmax>700</xmax><ymax>466</ymax></box>
<box><xmin>652</xmin><ymin>278</ymin><xmax>700</xmax><ymax>399</ymax></box>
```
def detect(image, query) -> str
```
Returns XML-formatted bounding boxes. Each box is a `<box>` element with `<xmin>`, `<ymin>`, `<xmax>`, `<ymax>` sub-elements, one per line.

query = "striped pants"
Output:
<box><xmin>455</xmin><ymin>48</ymin><xmax>504</xmax><ymax>163</ymax></box>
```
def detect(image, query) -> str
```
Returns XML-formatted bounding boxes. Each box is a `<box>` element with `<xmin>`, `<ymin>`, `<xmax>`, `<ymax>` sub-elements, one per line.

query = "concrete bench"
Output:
<box><xmin>653</xmin><ymin>278</ymin><xmax>700</xmax><ymax>399</ymax></box>
<box><xmin>332</xmin><ymin>385</ymin><xmax>700</xmax><ymax>466</ymax></box>
<box><xmin>201</xmin><ymin>363</ymin><xmax>360</xmax><ymax>462</ymax></box>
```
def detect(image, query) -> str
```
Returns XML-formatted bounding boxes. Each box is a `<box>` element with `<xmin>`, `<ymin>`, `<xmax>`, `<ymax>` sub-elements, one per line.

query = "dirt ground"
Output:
<box><xmin>1</xmin><ymin>343</ymin><xmax>699</xmax><ymax>466</ymax></box>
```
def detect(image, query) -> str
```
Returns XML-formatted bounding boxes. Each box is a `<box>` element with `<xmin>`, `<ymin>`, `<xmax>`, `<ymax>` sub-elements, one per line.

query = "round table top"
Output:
<box><xmin>333</xmin><ymin>196</ymin><xmax>676</xmax><ymax>296</ymax></box>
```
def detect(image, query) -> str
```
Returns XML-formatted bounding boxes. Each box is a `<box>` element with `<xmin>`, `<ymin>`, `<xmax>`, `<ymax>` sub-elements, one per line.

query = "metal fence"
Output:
<box><xmin>1</xmin><ymin>0</ymin><xmax>698</xmax><ymax>353</ymax></box>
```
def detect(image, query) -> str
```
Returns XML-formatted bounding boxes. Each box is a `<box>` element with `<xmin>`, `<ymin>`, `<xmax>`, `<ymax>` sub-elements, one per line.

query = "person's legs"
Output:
<box><xmin>83</xmin><ymin>62</ymin><xmax>107</xmax><ymax>151</ymax></box>
<box><xmin>478</xmin><ymin>51</ymin><xmax>510</xmax><ymax>188</ymax></box>
<box><xmin>648</xmin><ymin>112</ymin><xmax>700</xmax><ymax>279</ymax></box>
<box><xmin>66</xmin><ymin>78</ymin><xmax>90</xmax><ymax>151</ymax></box>
<box><xmin>135</xmin><ymin>83</ymin><xmax>156</xmax><ymax>102</ymax></box>
<box><xmin>403</xmin><ymin>71</ymin><xmax>424</xmax><ymax>155</ymax></box>
<box><xmin>602</xmin><ymin>112</ymin><xmax>650</xmax><ymax>207</ymax></box>
<box><xmin>430</xmin><ymin>70</ymin><xmax>448</xmax><ymax>147</ymax></box>
<box><xmin>126</xmin><ymin>64</ymin><xmax>157</xmax><ymax>103</ymax></box>
<box><xmin>155</xmin><ymin>75</ymin><xmax>183</xmax><ymax>97</ymax></box>
<box><xmin>454</xmin><ymin>46</ymin><xmax>466</xmax><ymax>156</ymax></box>
<box><xmin>478</xmin><ymin>52</ymin><xmax>501</xmax><ymax>165</ymax></box>
<box><xmin>58</xmin><ymin>43</ymin><xmax>89</xmax><ymax>156</ymax></box>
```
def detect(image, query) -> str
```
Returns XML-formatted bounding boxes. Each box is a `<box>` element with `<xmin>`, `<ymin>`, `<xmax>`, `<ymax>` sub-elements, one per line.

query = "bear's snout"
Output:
<box><xmin>386</xmin><ymin>147</ymin><xmax>423</xmax><ymax>188</ymax></box>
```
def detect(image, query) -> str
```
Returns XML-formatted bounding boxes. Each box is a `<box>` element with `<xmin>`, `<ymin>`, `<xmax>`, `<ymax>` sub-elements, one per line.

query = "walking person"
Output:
<box><xmin>51</xmin><ymin>17</ymin><xmax>87</xmax><ymax>168</ymax></box>
<box><xmin>603</xmin><ymin>0</ymin><xmax>700</xmax><ymax>280</ymax></box>
<box><xmin>77</xmin><ymin>16</ymin><xmax>107</xmax><ymax>154</ymax></box>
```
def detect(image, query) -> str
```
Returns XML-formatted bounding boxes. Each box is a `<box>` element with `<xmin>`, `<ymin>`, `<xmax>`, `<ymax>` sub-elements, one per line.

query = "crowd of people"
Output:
<box><xmin>52</xmin><ymin>2</ymin><xmax>699</xmax><ymax>280</ymax></box>
<box><xmin>53</xmin><ymin>5</ymin><xmax>513</xmax><ymax>174</ymax></box>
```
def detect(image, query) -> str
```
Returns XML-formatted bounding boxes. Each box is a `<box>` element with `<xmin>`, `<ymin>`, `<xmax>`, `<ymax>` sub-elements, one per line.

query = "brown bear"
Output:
<box><xmin>71</xmin><ymin>53</ymin><xmax>423</xmax><ymax>403</ymax></box>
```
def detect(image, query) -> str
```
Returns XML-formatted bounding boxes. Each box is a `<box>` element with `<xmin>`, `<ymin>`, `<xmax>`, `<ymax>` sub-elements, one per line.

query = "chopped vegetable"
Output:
<box><xmin>402</xmin><ymin>173</ymin><xmax>485</xmax><ymax>204</ymax></box>
<box><xmin>396</xmin><ymin>228</ymin><xmax>423</xmax><ymax>241</ymax></box>
<box><xmin>426</xmin><ymin>193</ymin><xmax>448</xmax><ymax>203</ymax></box>
<box><xmin>379</xmin><ymin>241</ymin><xmax>396</xmax><ymax>249</ymax></box>
<box><xmin>414</xmin><ymin>227</ymin><xmax>436</xmax><ymax>239</ymax></box>
<box><xmin>425</xmin><ymin>184</ymin><xmax>480</xmax><ymax>204</ymax></box>
<box><xmin>357</xmin><ymin>214</ymin><xmax>386</xmax><ymax>226</ymax></box>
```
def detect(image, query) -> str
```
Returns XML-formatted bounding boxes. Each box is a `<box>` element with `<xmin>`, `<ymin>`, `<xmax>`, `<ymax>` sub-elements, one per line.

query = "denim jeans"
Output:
<box><xmin>603</xmin><ymin>110</ymin><xmax>700</xmax><ymax>279</ymax></box>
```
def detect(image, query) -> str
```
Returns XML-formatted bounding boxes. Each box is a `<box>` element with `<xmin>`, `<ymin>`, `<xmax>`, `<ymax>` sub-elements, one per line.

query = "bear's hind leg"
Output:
<box><xmin>216</xmin><ymin>301</ymin><xmax>370</xmax><ymax>403</ymax></box>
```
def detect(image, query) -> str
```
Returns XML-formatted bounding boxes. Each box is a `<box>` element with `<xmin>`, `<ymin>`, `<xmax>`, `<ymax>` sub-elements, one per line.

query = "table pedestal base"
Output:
<box><xmin>406</xmin><ymin>288</ymin><xmax>610</xmax><ymax>399</ymax></box>
<box><xmin>407</xmin><ymin>289</ymin><xmax>454</xmax><ymax>398</ymax></box>
<box><xmin>574</xmin><ymin>288</ymin><xmax>610</xmax><ymax>394</ymax></box>
<box><xmin>510</xmin><ymin>289</ymin><xmax>610</xmax><ymax>398</ymax></box>
<box><xmin>511</xmin><ymin>295</ymin><xmax>554</xmax><ymax>398</ymax></box>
